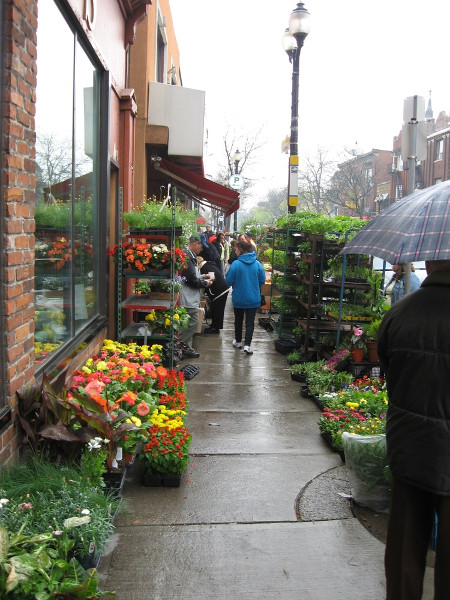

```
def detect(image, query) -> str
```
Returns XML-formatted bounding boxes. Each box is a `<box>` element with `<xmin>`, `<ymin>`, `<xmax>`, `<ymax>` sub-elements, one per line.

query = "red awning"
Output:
<box><xmin>154</xmin><ymin>158</ymin><xmax>240</xmax><ymax>217</ymax></box>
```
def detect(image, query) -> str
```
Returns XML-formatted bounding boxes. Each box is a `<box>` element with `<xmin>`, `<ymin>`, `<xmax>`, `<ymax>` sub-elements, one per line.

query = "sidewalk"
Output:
<box><xmin>98</xmin><ymin>299</ymin><xmax>433</xmax><ymax>599</ymax></box>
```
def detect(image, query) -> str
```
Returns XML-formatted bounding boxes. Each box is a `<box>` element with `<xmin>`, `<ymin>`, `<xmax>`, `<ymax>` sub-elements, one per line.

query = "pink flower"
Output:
<box><xmin>137</xmin><ymin>401</ymin><xmax>150</xmax><ymax>416</ymax></box>
<box><xmin>84</xmin><ymin>380</ymin><xmax>105</xmax><ymax>396</ymax></box>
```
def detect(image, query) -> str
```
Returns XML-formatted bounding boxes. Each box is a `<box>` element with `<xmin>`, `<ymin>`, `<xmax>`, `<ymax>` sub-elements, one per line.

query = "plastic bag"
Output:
<box><xmin>342</xmin><ymin>432</ymin><xmax>390</xmax><ymax>513</ymax></box>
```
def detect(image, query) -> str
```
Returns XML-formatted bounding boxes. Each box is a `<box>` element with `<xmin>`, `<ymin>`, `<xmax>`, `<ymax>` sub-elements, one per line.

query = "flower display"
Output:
<box><xmin>109</xmin><ymin>241</ymin><xmax>187</xmax><ymax>272</ymax></box>
<box><xmin>144</xmin><ymin>306</ymin><xmax>190</xmax><ymax>333</ymax></box>
<box><xmin>67</xmin><ymin>340</ymin><xmax>190</xmax><ymax>476</ymax></box>
<box><xmin>317</xmin><ymin>376</ymin><xmax>388</xmax><ymax>451</ymax></box>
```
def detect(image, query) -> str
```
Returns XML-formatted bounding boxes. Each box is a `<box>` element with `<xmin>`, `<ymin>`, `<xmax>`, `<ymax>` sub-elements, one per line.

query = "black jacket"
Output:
<box><xmin>199</xmin><ymin>242</ymin><xmax>222</xmax><ymax>271</ymax></box>
<box><xmin>200</xmin><ymin>262</ymin><xmax>229</xmax><ymax>301</ymax></box>
<box><xmin>378</xmin><ymin>271</ymin><xmax>450</xmax><ymax>494</ymax></box>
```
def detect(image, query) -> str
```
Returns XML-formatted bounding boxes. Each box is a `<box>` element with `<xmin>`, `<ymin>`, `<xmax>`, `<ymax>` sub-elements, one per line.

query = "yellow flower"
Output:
<box><xmin>173</xmin><ymin>314</ymin><xmax>180</xmax><ymax>320</ymax></box>
<box><xmin>82</xmin><ymin>366</ymin><xmax>92</xmax><ymax>375</ymax></box>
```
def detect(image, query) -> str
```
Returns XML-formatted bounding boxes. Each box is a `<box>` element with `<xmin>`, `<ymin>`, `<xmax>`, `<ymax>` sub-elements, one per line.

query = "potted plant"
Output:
<box><xmin>144</xmin><ymin>306</ymin><xmax>190</xmax><ymax>335</ymax></box>
<box><xmin>351</xmin><ymin>327</ymin><xmax>366</xmax><ymax>362</ymax></box>
<box><xmin>365</xmin><ymin>318</ymin><xmax>382</xmax><ymax>363</ymax></box>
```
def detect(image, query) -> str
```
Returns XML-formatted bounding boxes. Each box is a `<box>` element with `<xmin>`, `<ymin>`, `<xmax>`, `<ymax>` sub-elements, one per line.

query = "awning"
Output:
<box><xmin>154</xmin><ymin>158</ymin><xmax>240</xmax><ymax>217</ymax></box>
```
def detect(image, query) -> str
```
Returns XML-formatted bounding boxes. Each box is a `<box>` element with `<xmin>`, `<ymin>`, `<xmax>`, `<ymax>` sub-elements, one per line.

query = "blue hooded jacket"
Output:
<box><xmin>225</xmin><ymin>251</ymin><xmax>265</xmax><ymax>308</ymax></box>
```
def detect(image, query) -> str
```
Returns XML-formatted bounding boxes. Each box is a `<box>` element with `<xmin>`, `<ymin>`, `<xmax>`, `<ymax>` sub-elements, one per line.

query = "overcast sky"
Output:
<box><xmin>170</xmin><ymin>0</ymin><xmax>450</xmax><ymax>204</ymax></box>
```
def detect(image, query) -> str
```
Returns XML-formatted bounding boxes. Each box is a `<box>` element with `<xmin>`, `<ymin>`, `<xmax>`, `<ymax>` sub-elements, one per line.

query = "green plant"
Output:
<box><xmin>365</xmin><ymin>318</ymin><xmax>382</xmax><ymax>342</ymax></box>
<box><xmin>0</xmin><ymin>520</ymin><xmax>115</xmax><ymax>598</ymax></box>
<box><xmin>286</xmin><ymin>349</ymin><xmax>301</xmax><ymax>363</ymax></box>
<box><xmin>0</xmin><ymin>456</ymin><xmax>120</xmax><ymax>563</ymax></box>
<box><xmin>79</xmin><ymin>438</ymin><xmax>108</xmax><ymax>488</ymax></box>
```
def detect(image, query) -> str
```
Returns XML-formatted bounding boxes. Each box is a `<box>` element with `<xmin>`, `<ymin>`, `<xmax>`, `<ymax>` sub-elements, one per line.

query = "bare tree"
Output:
<box><xmin>36</xmin><ymin>132</ymin><xmax>91</xmax><ymax>196</ymax></box>
<box><xmin>328</xmin><ymin>147</ymin><xmax>375</xmax><ymax>218</ymax></box>
<box><xmin>298</xmin><ymin>147</ymin><xmax>336</xmax><ymax>215</ymax></box>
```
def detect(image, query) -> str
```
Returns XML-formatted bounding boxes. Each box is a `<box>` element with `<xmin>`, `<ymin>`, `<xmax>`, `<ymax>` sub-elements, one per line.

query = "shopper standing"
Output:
<box><xmin>179</xmin><ymin>234</ymin><xmax>212</xmax><ymax>359</ymax></box>
<box><xmin>199</xmin><ymin>259</ymin><xmax>230</xmax><ymax>333</ymax></box>
<box><xmin>225</xmin><ymin>240</ymin><xmax>265</xmax><ymax>355</ymax></box>
<box><xmin>378</xmin><ymin>260</ymin><xmax>450</xmax><ymax>600</ymax></box>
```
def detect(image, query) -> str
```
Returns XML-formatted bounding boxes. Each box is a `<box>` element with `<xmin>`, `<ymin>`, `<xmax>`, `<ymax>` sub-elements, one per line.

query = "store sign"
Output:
<box><xmin>83</xmin><ymin>0</ymin><xmax>97</xmax><ymax>30</ymax></box>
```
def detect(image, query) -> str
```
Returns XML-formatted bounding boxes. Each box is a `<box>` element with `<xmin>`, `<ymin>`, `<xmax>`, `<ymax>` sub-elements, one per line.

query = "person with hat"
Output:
<box><xmin>178</xmin><ymin>234</ymin><xmax>212</xmax><ymax>359</ymax></box>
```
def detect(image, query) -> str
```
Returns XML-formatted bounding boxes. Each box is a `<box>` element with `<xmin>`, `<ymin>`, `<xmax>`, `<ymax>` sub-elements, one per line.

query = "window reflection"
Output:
<box><xmin>35</xmin><ymin>1</ymin><xmax>99</xmax><ymax>366</ymax></box>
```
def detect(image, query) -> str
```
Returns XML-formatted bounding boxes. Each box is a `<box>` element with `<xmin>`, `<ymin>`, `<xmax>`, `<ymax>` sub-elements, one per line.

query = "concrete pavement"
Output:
<box><xmin>98</xmin><ymin>298</ymin><xmax>434</xmax><ymax>599</ymax></box>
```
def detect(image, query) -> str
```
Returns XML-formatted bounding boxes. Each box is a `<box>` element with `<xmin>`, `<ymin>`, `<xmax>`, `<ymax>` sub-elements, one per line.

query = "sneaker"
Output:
<box><xmin>243</xmin><ymin>346</ymin><xmax>253</xmax><ymax>355</ymax></box>
<box><xmin>232</xmin><ymin>340</ymin><xmax>242</xmax><ymax>349</ymax></box>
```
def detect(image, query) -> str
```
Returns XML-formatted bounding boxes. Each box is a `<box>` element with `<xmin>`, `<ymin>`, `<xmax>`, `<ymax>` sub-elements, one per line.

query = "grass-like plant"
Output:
<box><xmin>0</xmin><ymin>455</ymin><xmax>119</xmax><ymax>561</ymax></box>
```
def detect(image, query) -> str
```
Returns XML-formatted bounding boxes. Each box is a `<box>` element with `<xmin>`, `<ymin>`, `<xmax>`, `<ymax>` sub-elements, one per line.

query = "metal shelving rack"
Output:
<box><xmin>116</xmin><ymin>187</ymin><xmax>180</xmax><ymax>368</ymax></box>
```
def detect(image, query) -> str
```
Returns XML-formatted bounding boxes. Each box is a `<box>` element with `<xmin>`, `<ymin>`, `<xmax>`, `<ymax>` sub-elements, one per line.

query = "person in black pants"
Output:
<box><xmin>198</xmin><ymin>259</ymin><xmax>230</xmax><ymax>333</ymax></box>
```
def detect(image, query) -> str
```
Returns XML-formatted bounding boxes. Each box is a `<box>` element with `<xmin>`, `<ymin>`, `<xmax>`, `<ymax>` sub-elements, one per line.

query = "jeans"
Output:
<box><xmin>233</xmin><ymin>307</ymin><xmax>257</xmax><ymax>346</ymax></box>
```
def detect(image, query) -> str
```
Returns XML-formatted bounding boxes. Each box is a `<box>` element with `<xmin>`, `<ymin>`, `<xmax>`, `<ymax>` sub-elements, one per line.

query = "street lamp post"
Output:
<box><xmin>283</xmin><ymin>2</ymin><xmax>311</xmax><ymax>214</ymax></box>
<box><xmin>232</xmin><ymin>149</ymin><xmax>242</xmax><ymax>232</ymax></box>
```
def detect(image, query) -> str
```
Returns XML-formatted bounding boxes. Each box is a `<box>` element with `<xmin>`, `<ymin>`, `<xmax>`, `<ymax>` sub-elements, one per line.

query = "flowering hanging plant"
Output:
<box><xmin>144</xmin><ymin>306</ymin><xmax>190</xmax><ymax>333</ymax></box>
<box><xmin>109</xmin><ymin>242</ymin><xmax>187</xmax><ymax>272</ymax></box>
<box><xmin>351</xmin><ymin>327</ymin><xmax>366</xmax><ymax>349</ymax></box>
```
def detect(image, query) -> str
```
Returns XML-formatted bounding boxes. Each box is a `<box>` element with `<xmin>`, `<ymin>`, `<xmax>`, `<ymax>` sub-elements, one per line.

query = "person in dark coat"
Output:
<box><xmin>378</xmin><ymin>259</ymin><xmax>450</xmax><ymax>600</ymax></box>
<box><xmin>198</xmin><ymin>259</ymin><xmax>230</xmax><ymax>333</ymax></box>
<box><xmin>198</xmin><ymin>233</ymin><xmax>222</xmax><ymax>272</ymax></box>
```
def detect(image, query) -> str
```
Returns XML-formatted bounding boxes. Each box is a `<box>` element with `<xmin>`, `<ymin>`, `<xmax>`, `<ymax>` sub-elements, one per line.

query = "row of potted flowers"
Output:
<box><xmin>287</xmin><ymin>348</ymin><xmax>388</xmax><ymax>455</ymax></box>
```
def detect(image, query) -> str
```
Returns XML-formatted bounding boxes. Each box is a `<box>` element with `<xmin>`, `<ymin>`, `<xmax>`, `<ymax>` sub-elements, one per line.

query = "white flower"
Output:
<box><xmin>81</xmin><ymin>508</ymin><xmax>91</xmax><ymax>515</ymax></box>
<box><xmin>0</xmin><ymin>498</ymin><xmax>9</xmax><ymax>505</ymax></box>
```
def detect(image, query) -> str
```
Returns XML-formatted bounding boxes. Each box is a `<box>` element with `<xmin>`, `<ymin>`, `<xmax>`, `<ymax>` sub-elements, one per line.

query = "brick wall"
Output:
<box><xmin>1</xmin><ymin>0</ymin><xmax>38</xmax><ymax>464</ymax></box>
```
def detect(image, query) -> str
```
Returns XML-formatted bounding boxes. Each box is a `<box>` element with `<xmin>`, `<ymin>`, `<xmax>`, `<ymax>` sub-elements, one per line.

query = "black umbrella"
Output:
<box><xmin>340</xmin><ymin>180</ymin><xmax>450</xmax><ymax>263</ymax></box>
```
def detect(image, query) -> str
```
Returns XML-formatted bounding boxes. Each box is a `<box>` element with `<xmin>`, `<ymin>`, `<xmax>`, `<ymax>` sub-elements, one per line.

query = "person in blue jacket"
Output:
<box><xmin>225</xmin><ymin>240</ymin><xmax>265</xmax><ymax>355</ymax></box>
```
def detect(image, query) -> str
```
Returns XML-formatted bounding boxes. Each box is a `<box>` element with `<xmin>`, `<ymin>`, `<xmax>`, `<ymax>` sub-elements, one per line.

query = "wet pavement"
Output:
<box><xmin>98</xmin><ymin>299</ymin><xmax>434</xmax><ymax>599</ymax></box>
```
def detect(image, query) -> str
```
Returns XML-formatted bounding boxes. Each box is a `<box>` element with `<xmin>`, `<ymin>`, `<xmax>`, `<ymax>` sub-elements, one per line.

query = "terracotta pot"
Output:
<box><xmin>351</xmin><ymin>348</ymin><xmax>364</xmax><ymax>363</ymax></box>
<box><xmin>366</xmin><ymin>341</ymin><xmax>379</xmax><ymax>363</ymax></box>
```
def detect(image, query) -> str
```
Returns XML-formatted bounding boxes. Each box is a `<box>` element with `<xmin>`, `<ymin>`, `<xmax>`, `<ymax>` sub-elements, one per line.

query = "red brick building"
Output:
<box><xmin>0</xmin><ymin>0</ymin><xmax>151</xmax><ymax>464</ymax></box>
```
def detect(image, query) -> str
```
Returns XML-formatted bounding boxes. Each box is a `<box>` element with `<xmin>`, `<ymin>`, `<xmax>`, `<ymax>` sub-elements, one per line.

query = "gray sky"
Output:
<box><xmin>171</xmin><ymin>0</ymin><xmax>450</xmax><ymax>204</ymax></box>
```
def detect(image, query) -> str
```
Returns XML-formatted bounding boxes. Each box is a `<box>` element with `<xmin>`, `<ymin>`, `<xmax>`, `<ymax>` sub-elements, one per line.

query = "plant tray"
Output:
<box><xmin>320</xmin><ymin>431</ymin><xmax>345</xmax><ymax>462</ymax></box>
<box><xmin>290</xmin><ymin>372</ymin><xmax>305</xmax><ymax>383</ymax></box>
<box><xmin>274</xmin><ymin>339</ymin><xmax>301</xmax><ymax>355</ymax></box>
<box><xmin>129</xmin><ymin>226</ymin><xmax>183</xmax><ymax>237</ymax></box>
<box><xmin>349</xmin><ymin>361</ymin><xmax>384</xmax><ymax>379</ymax></box>
<box><xmin>142</xmin><ymin>471</ymin><xmax>183</xmax><ymax>487</ymax></box>
<box><xmin>258</xmin><ymin>317</ymin><xmax>273</xmax><ymax>330</ymax></box>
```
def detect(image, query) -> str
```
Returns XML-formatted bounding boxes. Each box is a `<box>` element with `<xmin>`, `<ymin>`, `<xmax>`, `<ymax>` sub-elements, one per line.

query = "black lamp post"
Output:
<box><xmin>283</xmin><ymin>2</ymin><xmax>311</xmax><ymax>213</ymax></box>
<box><xmin>232</xmin><ymin>149</ymin><xmax>242</xmax><ymax>232</ymax></box>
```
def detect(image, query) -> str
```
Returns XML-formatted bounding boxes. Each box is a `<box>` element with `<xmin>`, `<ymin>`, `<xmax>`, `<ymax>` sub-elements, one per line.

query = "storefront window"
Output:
<box><xmin>35</xmin><ymin>2</ymin><xmax>100</xmax><ymax>366</ymax></box>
